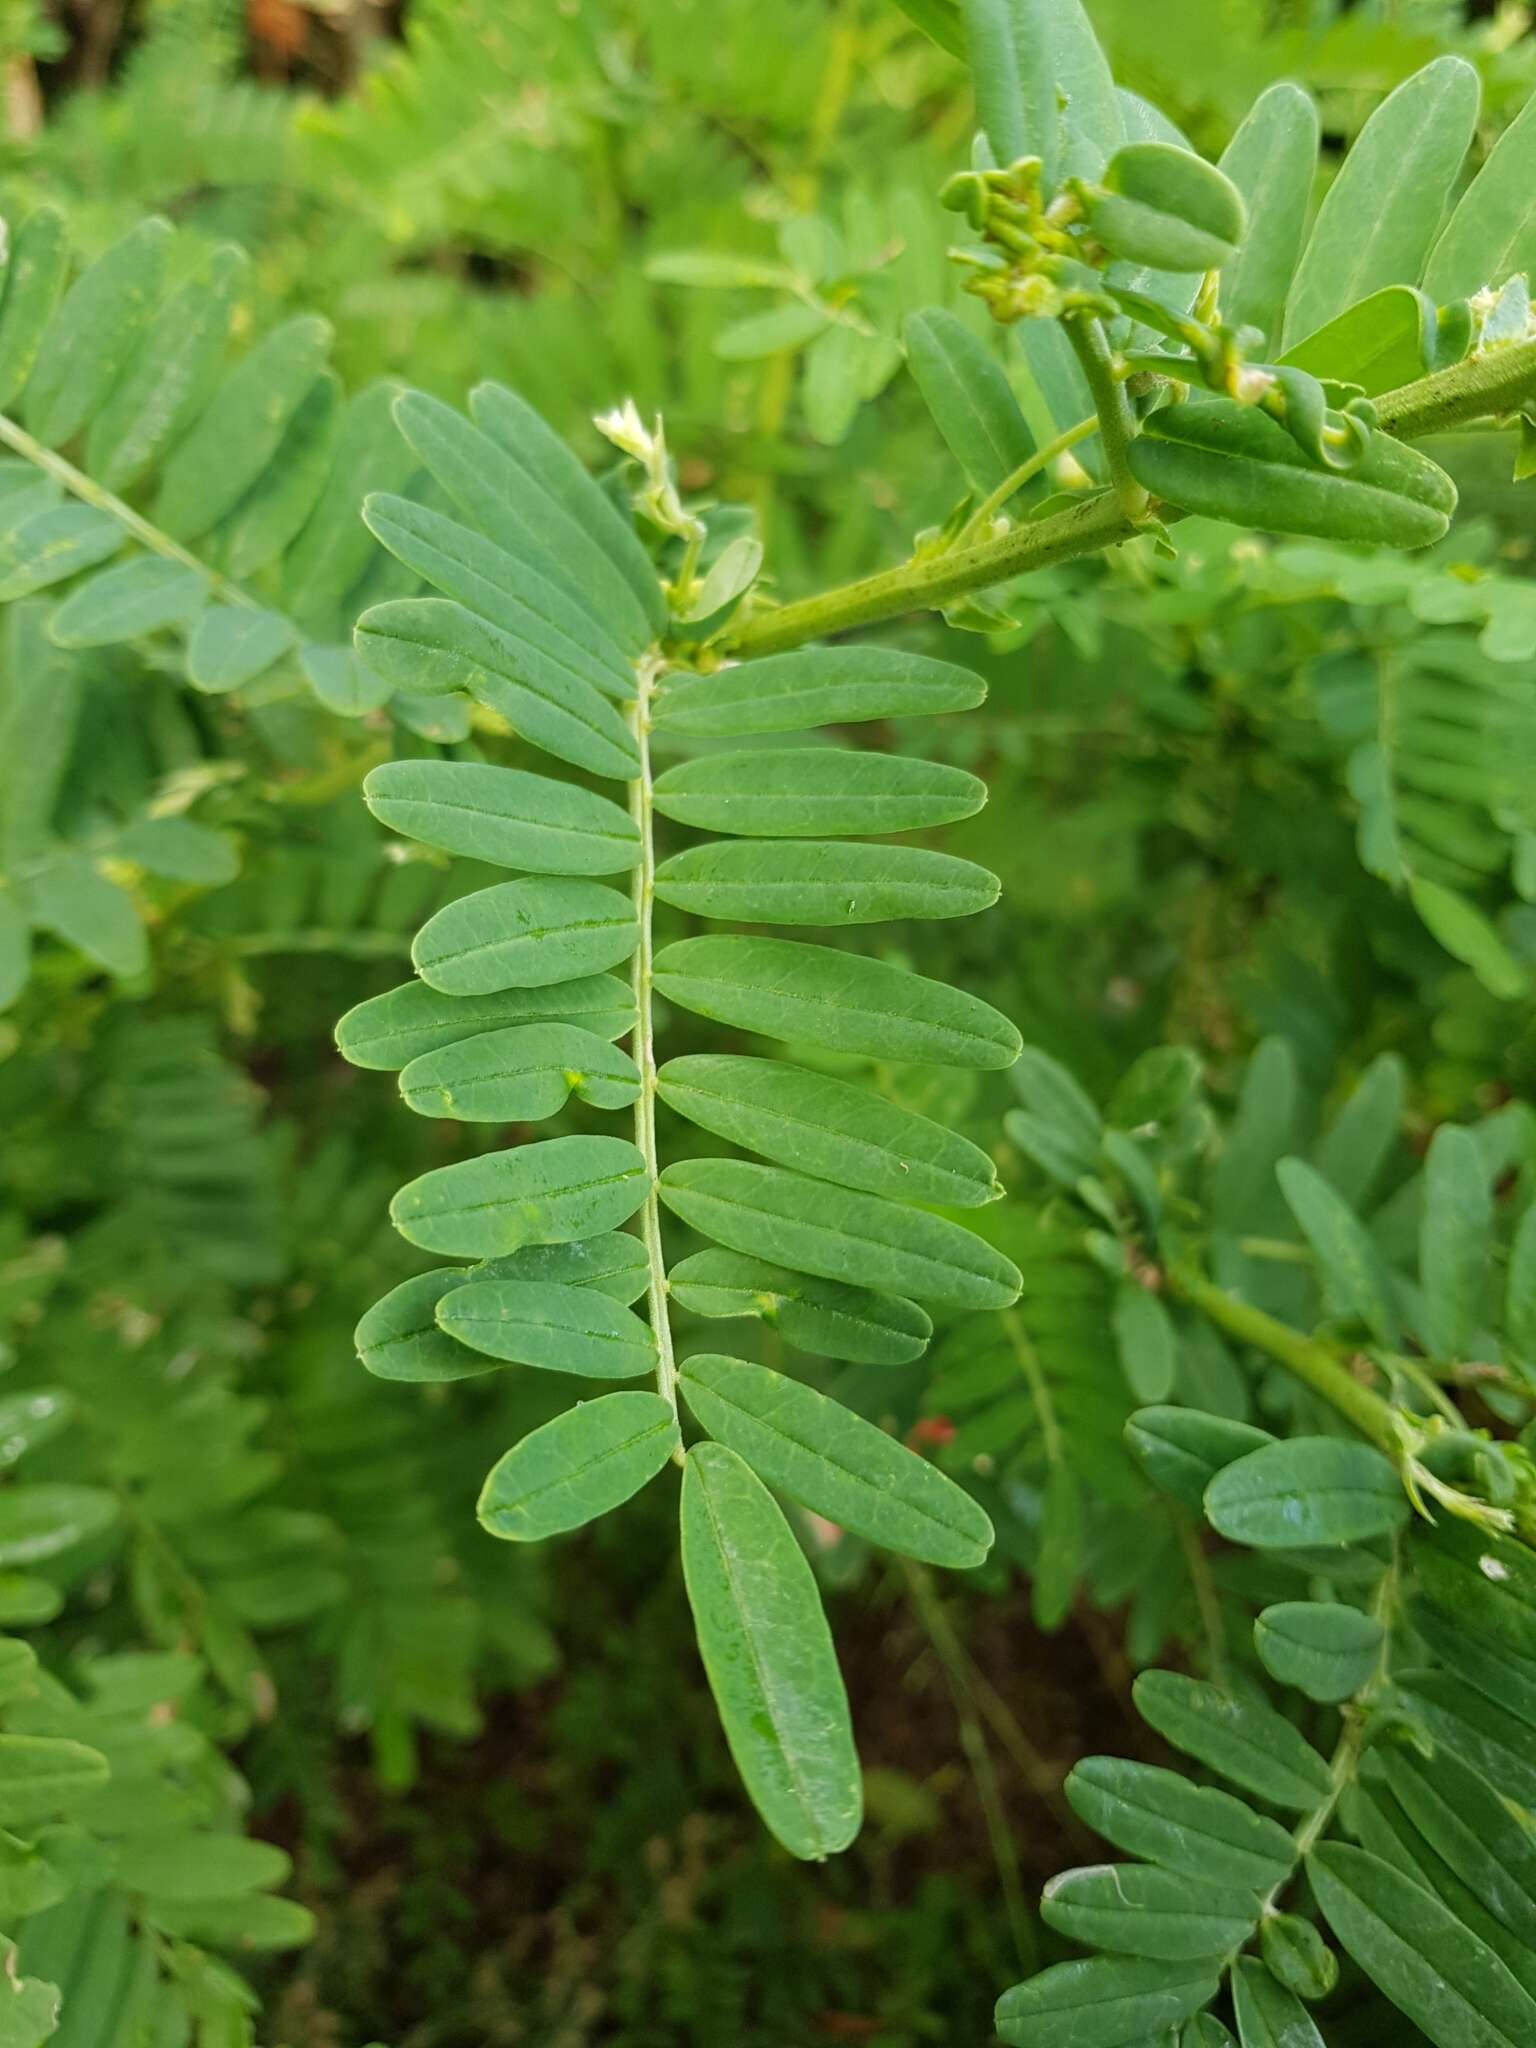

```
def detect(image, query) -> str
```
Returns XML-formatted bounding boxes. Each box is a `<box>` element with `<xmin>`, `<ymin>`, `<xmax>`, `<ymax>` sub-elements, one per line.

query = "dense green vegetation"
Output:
<box><xmin>6</xmin><ymin>1</ymin><xmax>1536</xmax><ymax>2040</ymax></box>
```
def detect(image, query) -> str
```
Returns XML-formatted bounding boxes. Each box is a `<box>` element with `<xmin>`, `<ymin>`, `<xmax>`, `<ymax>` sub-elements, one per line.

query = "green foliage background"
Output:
<box><xmin>6</xmin><ymin>1</ymin><xmax>1536</xmax><ymax>2042</ymax></box>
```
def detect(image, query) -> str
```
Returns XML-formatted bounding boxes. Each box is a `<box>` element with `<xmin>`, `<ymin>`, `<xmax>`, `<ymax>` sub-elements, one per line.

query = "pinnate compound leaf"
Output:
<box><xmin>668</xmin><ymin>1249</ymin><xmax>930</xmax><ymax>1364</ymax></box>
<box><xmin>653</xmin><ymin>935</ymin><xmax>1021</xmax><ymax>1070</ymax></box>
<box><xmin>1231</xmin><ymin>1957</ymin><xmax>1324</xmax><ymax>2048</ymax></box>
<box><xmin>995</xmin><ymin>1956</ymin><xmax>1219</xmax><ymax>2048</ymax></box>
<box><xmin>390</xmin><ymin>1134</ymin><xmax>647</xmax><ymax>1259</ymax></box>
<box><xmin>1065</xmin><ymin>1756</ymin><xmax>1296</xmax><ymax>1892</ymax></box>
<box><xmin>1204</xmin><ymin>1437</ymin><xmax>1408</xmax><ymax>1548</ymax></box>
<box><xmin>1131</xmin><ymin>1669</ymin><xmax>1332</xmax><ymax>1811</ymax></box>
<box><xmin>335</xmin><ymin>973</ymin><xmax>634</xmax><ymax>1070</ymax></box>
<box><xmin>680</xmin><ymin>1442</ymin><xmax>861</xmax><ymax>1860</ymax></box>
<box><xmin>411</xmin><ymin>878</ymin><xmax>639</xmax><ymax>995</ymax></box>
<box><xmin>435</xmin><ymin>1280</ymin><xmax>655</xmax><ymax>1378</ymax></box>
<box><xmin>1283</xmin><ymin>57</ymin><xmax>1480</xmax><ymax>346</ymax></box>
<box><xmin>678</xmin><ymin>1354</ymin><xmax>992</xmax><ymax>1568</ymax></box>
<box><xmin>657</xmin><ymin>1055</ymin><xmax>1001</xmax><ymax>1208</ymax></box>
<box><xmin>654</xmin><ymin>838</ymin><xmax>998</xmax><ymax>925</ymax></box>
<box><xmin>1253</xmin><ymin>1601</ymin><xmax>1385</xmax><ymax>1702</ymax></box>
<box><xmin>478</xmin><ymin>1391</ymin><xmax>679</xmax><ymax>1542</ymax></box>
<box><xmin>400</xmin><ymin>1022</ymin><xmax>640</xmax><ymax>1122</ymax></box>
<box><xmin>355</xmin><ymin>1271</ymin><xmax>504</xmax><ymax>1384</ymax></box>
<box><xmin>659</xmin><ymin>1158</ymin><xmax>1021</xmax><ymax>1310</ymax></box>
<box><xmin>1041</xmin><ymin>1862</ymin><xmax>1253</xmax><ymax>1961</ymax></box>
<box><xmin>654</xmin><ymin>648</ymin><xmax>983</xmax><ymax>737</ymax></box>
<box><xmin>1309</xmin><ymin>1841</ymin><xmax>1536</xmax><ymax>2048</ymax></box>
<box><xmin>365</xmin><ymin>760</ymin><xmax>639</xmax><ymax>873</ymax></box>
<box><xmin>651</xmin><ymin>747</ymin><xmax>985</xmax><ymax>838</ymax></box>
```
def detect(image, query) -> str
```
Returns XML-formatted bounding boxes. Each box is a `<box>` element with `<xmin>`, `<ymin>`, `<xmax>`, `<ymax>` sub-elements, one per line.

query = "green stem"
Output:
<box><xmin>727</xmin><ymin>336</ymin><xmax>1536</xmax><ymax>660</ymax></box>
<box><xmin>1065</xmin><ymin>315</ymin><xmax>1148</xmax><ymax>520</ymax></box>
<box><xmin>0</xmin><ymin>411</ymin><xmax>259</xmax><ymax>609</ymax></box>
<box><xmin>1168</xmin><ymin>1264</ymin><xmax>1398</xmax><ymax>1453</ymax></box>
<box><xmin>627</xmin><ymin>657</ymin><xmax>680</xmax><ymax>1452</ymax></box>
<box><xmin>956</xmin><ymin>413</ymin><xmax>1101</xmax><ymax>543</ymax></box>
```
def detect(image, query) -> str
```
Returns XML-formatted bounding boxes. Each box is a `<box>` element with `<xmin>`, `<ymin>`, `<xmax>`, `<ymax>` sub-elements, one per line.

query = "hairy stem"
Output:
<box><xmin>627</xmin><ymin>657</ymin><xmax>680</xmax><ymax>1450</ymax></box>
<box><xmin>1066</xmin><ymin>316</ymin><xmax>1148</xmax><ymax>520</ymax></box>
<box><xmin>1168</xmin><ymin>1264</ymin><xmax>1398</xmax><ymax>1452</ymax></box>
<box><xmin>728</xmin><ymin>338</ymin><xmax>1536</xmax><ymax>659</ymax></box>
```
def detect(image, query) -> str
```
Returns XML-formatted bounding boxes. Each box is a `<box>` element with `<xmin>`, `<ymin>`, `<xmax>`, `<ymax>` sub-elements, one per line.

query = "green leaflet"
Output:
<box><xmin>31</xmin><ymin>856</ymin><xmax>145</xmax><ymax>979</ymax></box>
<box><xmin>354</xmin><ymin>596</ymin><xmax>640</xmax><ymax>782</ymax></box>
<box><xmin>1007</xmin><ymin>1044</ymin><xmax>1103</xmax><ymax>1184</ymax></box>
<box><xmin>650</xmin><ymin>747</ymin><xmax>985</xmax><ymax>837</ymax></box>
<box><xmin>1065</xmin><ymin>1755</ymin><xmax>1295</xmax><ymax>1893</ymax></box>
<box><xmin>658</xmin><ymin>1158</ymin><xmax>1022</xmax><ymax>1310</ymax></box>
<box><xmin>362</xmin><ymin>492</ymin><xmax>635</xmax><ymax>702</ymax></box>
<box><xmin>668</xmin><ymin>1249</ymin><xmax>931</xmax><ymax>1365</ymax></box>
<box><xmin>1379</xmin><ymin>1746</ymin><xmax>1536</xmax><ymax>1952</ymax></box>
<box><xmin>653</xmin><ymin>648</ymin><xmax>984</xmax><ymax>736</ymax></box>
<box><xmin>1505</xmin><ymin>1203</ymin><xmax>1536</xmax><ymax>1364</ymax></box>
<box><xmin>469</xmin><ymin>381</ymin><xmax>666</xmax><ymax>638</ymax></box>
<box><xmin>1041</xmin><ymin>1862</ymin><xmax>1253</xmax><ymax>1961</ymax></box>
<box><xmin>1111</xmin><ymin>1282</ymin><xmax>1177</xmax><ymax>1402</ymax></box>
<box><xmin>653</xmin><ymin>936</ymin><xmax>1022</xmax><ymax>1070</ymax></box>
<box><xmin>1218</xmin><ymin>83</ymin><xmax>1319</xmax><ymax>350</ymax></box>
<box><xmin>1131</xmin><ymin>1670</ymin><xmax>1332</xmax><ymax>1811</ymax></box>
<box><xmin>400</xmin><ymin>1022</ymin><xmax>640</xmax><ymax>1122</ymax></box>
<box><xmin>902</xmin><ymin>308</ymin><xmax>1037</xmax><ymax>496</ymax></box>
<box><xmin>475</xmin><ymin>1233</ymin><xmax>650</xmax><ymax>1303</ymax></box>
<box><xmin>113</xmin><ymin>1834</ymin><xmax>290</xmax><ymax>1901</ymax></box>
<box><xmin>1204</xmin><ymin>1437</ymin><xmax>1409</xmax><ymax>1548</ymax></box>
<box><xmin>153</xmin><ymin>314</ymin><xmax>334</xmax><ymax>540</ymax></box>
<box><xmin>1281</xmin><ymin>287</ymin><xmax>1449</xmax><ymax>400</ymax></box>
<box><xmin>1123</xmin><ymin>1406</ymin><xmax>1276</xmax><ymax>1515</ymax></box>
<box><xmin>364</xmin><ymin>760</ymin><xmax>640</xmax><ymax>873</ymax></box>
<box><xmin>1087</xmin><ymin>142</ymin><xmax>1246</xmax><ymax>274</ymax></box>
<box><xmin>185</xmin><ymin>605</ymin><xmax>296</xmax><ymax>693</ymax></box>
<box><xmin>1276</xmin><ymin>1157</ymin><xmax>1401</xmax><ymax>1343</ymax></box>
<box><xmin>149</xmin><ymin>1894</ymin><xmax>314</xmax><ymax>1952</ymax></box>
<box><xmin>0</xmin><ymin>1487</ymin><xmax>117</xmax><ymax>1568</ymax></box>
<box><xmin>0</xmin><ymin>892</ymin><xmax>27</xmax><ymax>1011</ymax></box>
<box><xmin>1259</xmin><ymin>1915</ymin><xmax>1337</xmax><ymax>2005</ymax></box>
<box><xmin>435</xmin><ymin>1279</ymin><xmax>656</xmax><ymax>1377</ymax></box>
<box><xmin>1398</xmin><ymin>1672</ymin><xmax>1536</xmax><ymax>1810</ymax></box>
<box><xmin>712</xmin><ymin>303</ymin><xmax>829</xmax><ymax>360</ymax></box>
<box><xmin>960</xmin><ymin>0</ymin><xmax>1122</xmax><ymax>186</ymax></box>
<box><xmin>1419</xmin><ymin>1124</ymin><xmax>1490</xmax><ymax>1358</ymax></box>
<box><xmin>411</xmin><ymin>878</ymin><xmax>639</xmax><ymax>996</ymax></box>
<box><xmin>1232</xmin><ymin>1959</ymin><xmax>1325</xmax><ymax>2048</ymax></box>
<box><xmin>49</xmin><ymin>558</ymin><xmax>208</xmax><ymax>648</ymax></box>
<box><xmin>679</xmin><ymin>1443</ymin><xmax>861</xmax><ymax>1860</ymax></box>
<box><xmin>389</xmin><ymin>1133</ymin><xmax>648</xmax><ymax>1259</ymax></box>
<box><xmin>0</xmin><ymin>209</ymin><xmax>68</xmax><ymax>408</ymax></box>
<box><xmin>23</xmin><ymin>217</ymin><xmax>172</xmax><ymax>449</ymax></box>
<box><xmin>478</xmin><ymin>1391</ymin><xmax>679</xmax><ymax>1542</ymax></box>
<box><xmin>1309</xmin><ymin>1842</ymin><xmax>1536</xmax><ymax>2048</ymax></box>
<box><xmin>393</xmin><ymin>389</ymin><xmax>657</xmax><ymax>653</ymax></box>
<box><xmin>355</xmin><ymin>1270</ymin><xmax>506</xmax><ymax>1383</ymax></box>
<box><xmin>653</xmin><ymin>838</ymin><xmax>999</xmax><ymax>925</ymax></box>
<box><xmin>677</xmin><ymin>1354</ymin><xmax>992</xmax><ymax>1568</ymax></box>
<box><xmin>1312</xmin><ymin>1052</ymin><xmax>1405</xmax><ymax>1211</ymax></box>
<box><xmin>282</xmin><ymin>382</ymin><xmax>417</xmax><ymax>635</ymax></box>
<box><xmin>0</xmin><ymin>505</ymin><xmax>123</xmax><ymax>600</ymax></box>
<box><xmin>656</xmin><ymin>1054</ymin><xmax>1001</xmax><ymax>1208</ymax></box>
<box><xmin>302</xmin><ymin>643</ymin><xmax>391</xmax><ymax>717</ymax></box>
<box><xmin>1128</xmin><ymin>397</ymin><xmax>1456</xmax><ymax>548</ymax></box>
<box><xmin>1283</xmin><ymin>57</ymin><xmax>1480</xmax><ymax>346</ymax></box>
<box><xmin>1424</xmin><ymin>87</ymin><xmax>1536</xmax><ymax>303</ymax></box>
<box><xmin>216</xmin><ymin>368</ymin><xmax>341</xmax><ymax>578</ymax></box>
<box><xmin>1254</xmin><ymin>1600</ymin><xmax>1385</xmax><ymax>1702</ymax></box>
<box><xmin>335</xmin><ymin>974</ymin><xmax>635</xmax><ymax>1070</ymax></box>
<box><xmin>995</xmin><ymin>1957</ymin><xmax>1219</xmax><ymax>2048</ymax></box>
<box><xmin>84</xmin><ymin>243</ymin><xmax>247</xmax><ymax>493</ymax></box>
<box><xmin>0</xmin><ymin>1737</ymin><xmax>109</xmax><ymax>1827</ymax></box>
<box><xmin>116</xmin><ymin>818</ymin><xmax>237</xmax><ymax>884</ymax></box>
